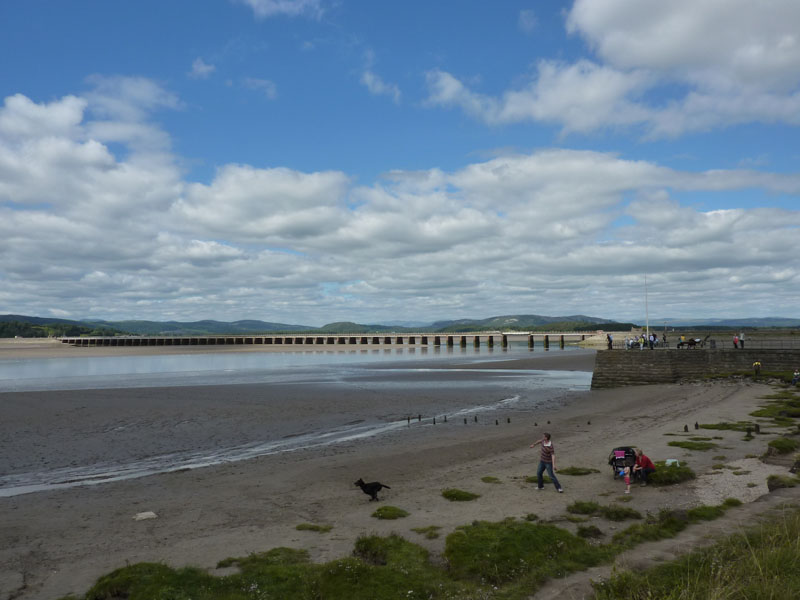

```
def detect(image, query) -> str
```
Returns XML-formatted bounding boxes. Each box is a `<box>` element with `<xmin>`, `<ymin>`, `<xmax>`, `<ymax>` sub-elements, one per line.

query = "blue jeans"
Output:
<box><xmin>537</xmin><ymin>461</ymin><xmax>561</xmax><ymax>490</ymax></box>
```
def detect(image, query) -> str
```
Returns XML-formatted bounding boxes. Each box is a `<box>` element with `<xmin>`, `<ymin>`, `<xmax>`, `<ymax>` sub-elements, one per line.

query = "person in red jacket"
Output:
<box><xmin>633</xmin><ymin>448</ymin><xmax>656</xmax><ymax>486</ymax></box>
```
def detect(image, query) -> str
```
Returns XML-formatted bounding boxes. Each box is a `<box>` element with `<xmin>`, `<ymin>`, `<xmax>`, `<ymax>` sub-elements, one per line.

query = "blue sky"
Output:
<box><xmin>1</xmin><ymin>0</ymin><xmax>799</xmax><ymax>325</ymax></box>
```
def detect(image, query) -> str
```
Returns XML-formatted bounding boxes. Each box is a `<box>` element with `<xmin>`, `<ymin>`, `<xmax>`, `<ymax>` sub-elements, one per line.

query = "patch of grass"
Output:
<box><xmin>577</xmin><ymin>525</ymin><xmax>604</xmax><ymax>539</ymax></box>
<box><xmin>699</xmin><ymin>421</ymin><xmax>753</xmax><ymax>432</ymax></box>
<box><xmin>732</xmin><ymin>470</ymin><xmax>751</xmax><ymax>475</ymax></box>
<box><xmin>612</xmin><ymin>499</ymin><xmax>740</xmax><ymax>549</ymax></box>
<box><xmin>688</xmin><ymin>436</ymin><xmax>712</xmax><ymax>441</ymax></box>
<box><xmin>565</xmin><ymin>514</ymin><xmax>589</xmax><ymax>523</ymax></box>
<box><xmin>595</xmin><ymin>508</ymin><xmax>800</xmax><ymax>600</ymax></box>
<box><xmin>667</xmin><ymin>440</ymin><xmax>717</xmax><ymax>451</ymax></box>
<box><xmin>600</xmin><ymin>505</ymin><xmax>642</xmax><ymax>522</ymax></box>
<box><xmin>481</xmin><ymin>475</ymin><xmax>501</xmax><ymax>484</ymax></box>
<box><xmin>767</xmin><ymin>437</ymin><xmax>800</xmax><ymax>455</ymax></box>
<box><xmin>647</xmin><ymin>461</ymin><xmax>696</xmax><ymax>486</ymax></box>
<box><xmin>745</xmin><ymin>453</ymin><xmax>758</xmax><ymax>458</ymax></box>
<box><xmin>712</xmin><ymin>455</ymin><xmax>727</xmax><ymax>460</ymax></box>
<box><xmin>567</xmin><ymin>500</ymin><xmax>601</xmax><ymax>515</ymax></box>
<box><xmin>558</xmin><ymin>466</ymin><xmax>601</xmax><ymax>476</ymax></box>
<box><xmin>441</xmin><ymin>488</ymin><xmax>480</xmax><ymax>502</ymax></box>
<box><xmin>712</xmin><ymin>463</ymin><xmax>725</xmax><ymax>469</ymax></box>
<box><xmin>444</xmin><ymin>518</ymin><xmax>613</xmax><ymax>589</ymax></box>
<box><xmin>525</xmin><ymin>474</ymin><xmax>552</xmax><ymax>484</ymax></box>
<box><xmin>687</xmin><ymin>505</ymin><xmax>725</xmax><ymax>521</ymax></box>
<box><xmin>371</xmin><ymin>505</ymin><xmax>409</xmax><ymax>519</ymax></box>
<box><xmin>296</xmin><ymin>523</ymin><xmax>333</xmax><ymax>533</ymax></box>
<box><xmin>524</xmin><ymin>513</ymin><xmax>539</xmax><ymax>522</ymax></box>
<box><xmin>748</xmin><ymin>482</ymin><xmax>758</xmax><ymax>488</ymax></box>
<box><xmin>410</xmin><ymin>525</ymin><xmax>441</xmax><ymax>540</ymax></box>
<box><xmin>217</xmin><ymin>546</ymin><xmax>310</xmax><ymax>568</ymax></box>
<box><xmin>767</xmin><ymin>474</ymin><xmax>798</xmax><ymax>491</ymax></box>
<box><xmin>722</xmin><ymin>498</ymin><xmax>742</xmax><ymax>508</ymax></box>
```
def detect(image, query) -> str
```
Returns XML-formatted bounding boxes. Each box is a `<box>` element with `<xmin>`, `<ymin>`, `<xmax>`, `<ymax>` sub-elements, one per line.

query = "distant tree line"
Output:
<box><xmin>0</xmin><ymin>320</ymin><xmax>122</xmax><ymax>338</ymax></box>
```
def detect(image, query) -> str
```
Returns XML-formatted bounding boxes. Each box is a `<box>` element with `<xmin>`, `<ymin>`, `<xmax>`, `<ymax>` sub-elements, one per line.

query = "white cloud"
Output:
<box><xmin>518</xmin><ymin>9</ymin><xmax>536</xmax><ymax>34</ymax></box>
<box><xmin>234</xmin><ymin>0</ymin><xmax>323</xmax><ymax>19</ymax></box>
<box><xmin>189</xmin><ymin>57</ymin><xmax>216</xmax><ymax>79</ymax></box>
<box><xmin>425</xmin><ymin>62</ymin><xmax>651</xmax><ymax>133</ymax></box>
<box><xmin>1</xmin><ymin>87</ymin><xmax>799</xmax><ymax>323</ymax></box>
<box><xmin>360</xmin><ymin>70</ymin><xmax>401</xmax><ymax>103</ymax></box>
<box><xmin>426</xmin><ymin>0</ymin><xmax>800</xmax><ymax>137</ymax></box>
<box><xmin>243</xmin><ymin>77</ymin><xmax>278</xmax><ymax>99</ymax></box>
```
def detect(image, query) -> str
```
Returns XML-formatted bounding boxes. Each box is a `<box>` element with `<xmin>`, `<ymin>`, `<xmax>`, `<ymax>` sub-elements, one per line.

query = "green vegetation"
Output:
<box><xmin>767</xmin><ymin>437</ymin><xmax>800</xmax><ymax>454</ymax></box>
<box><xmin>371</xmin><ymin>506</ymin><xmax>409</xmax><ymax>520</ymax></box>
<box><xmin>750</xmin><ymin>391</ymin><xmax>800</xmax><ymax>427</ymax></box>
<box><xmin>61</xmin><ymin>496</ymin><xmax>757</xmax><ymax>600</ymax></box>
<box><xmin>410</xmin><ymin>525</ymin><xmax>442</xmax><ymax>540</ymax></box>
<box><xmin>612</xmin><ymin>499</ymin><xmax>740</xmax><ymax>548</ymax></box>
<box><xmin>558</xmin><ymin>466</ymin><xmax>601</xmax><ymax>476</ymax></box>
<box><xmin>525</xmin><ymin>474</ymin><xmax>552</xmax><ymax>484</ymax></box>
<box><xmin>601</xmin><ymin>505</ymin><xmax>642</xmax><ymax>522</ymax></box>
<box><xmin>444</xmin><ymin>518</ymin><xmax>613</xmax><ymax>590</ymax></box>
<box><xmin>441</xmin><ymin>488</ymin><xmax>480</xmax><ymax>502</ymax></box>
<box><xmin>524</xmin><ymin>513</ymin><xmax>539</xmax><ymax>522</ymax></box>
<box><xmin>594</xmin><ymin>508</ymin><xmax>800</xmax><ymax>600</ymax></box>
<box><xmin>481</xmin><ymin>476</ymin><xmax>501</xmax><ymax>484</ymax></box>
<box><xmin>712</xmin><ymin>455</ymin><xmax>727</xmax><ymax>460</ymax></box>
<box><xmin>647</xmin><ymin>461</ymin><xmax>696</xmax><ymax>486</ymax></box>
<box><xmin>767</xmin><ymin>474</ymin><xmax>799</xmax><ymax>491</ymax></box>
<box><xmin>577</xmin><ymin>524</ymin><xmax>604</xmax><ymax>539</ymax></box>
<box><xmin>567</xmin><ymin>500</ymin><xmax>600</xmax><ymax>515</ymax></box>
<box><xmin>667</xmin><ymin>440</ymin><xmax>717</xmax><ymax>451</ymax></box>
<box><xmin>688</xmin><ymin>436</ymin><xmax>712</xmax><ymax>441</ymax></box>
<box><xmin>699</xmin><ymin>421</ymin><xmax>754</xmax><ymax>432</ymax></box>
<box><xmin>295</xmin><ymin>523</ymin><xmax>333</xmax><ymax>533</ymax></box>
<box><xmin>564</xmin><ymin>515</ymin><xmax>589</xmax><ymax>523</ymax></box>
<box><xmin>0</xmin><ymin>318</ymin><xmax>123</xmax><ymax>338</ymax></box>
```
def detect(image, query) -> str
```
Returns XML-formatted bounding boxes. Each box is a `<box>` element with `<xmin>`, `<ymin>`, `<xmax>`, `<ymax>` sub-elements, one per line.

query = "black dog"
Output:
<box><xmin>354</xmin><ymin>478</ymin><xmax>391</xmax><ymax>501</ymax></box>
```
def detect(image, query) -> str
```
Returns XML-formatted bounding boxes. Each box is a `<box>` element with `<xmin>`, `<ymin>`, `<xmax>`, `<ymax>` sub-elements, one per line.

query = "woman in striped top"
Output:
<box><xmin>530</xmin><ymin>432</ymin><xmax>563</xmax><ymax>492</ymax></box>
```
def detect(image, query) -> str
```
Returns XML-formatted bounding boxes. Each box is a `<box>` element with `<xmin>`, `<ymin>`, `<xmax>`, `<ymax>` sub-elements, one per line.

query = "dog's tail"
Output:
<box><xmin>383</xmin><ymin>484</ymin><xmax>391</xmax><ymax>489</ymax></box>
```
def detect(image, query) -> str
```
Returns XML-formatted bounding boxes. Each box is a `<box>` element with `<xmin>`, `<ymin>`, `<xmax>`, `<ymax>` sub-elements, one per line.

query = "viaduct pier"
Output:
<box><xmin>60</xmin><ymin>332</ymin><xmax>589</xmax><ymax>349</ymax></box>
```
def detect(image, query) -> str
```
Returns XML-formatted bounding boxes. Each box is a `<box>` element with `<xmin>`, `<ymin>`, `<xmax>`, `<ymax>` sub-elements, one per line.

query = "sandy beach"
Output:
<box><xmin>0</xmin><ymin>342</ymin><xmax>796</xmax><ymax>599</ymax></box>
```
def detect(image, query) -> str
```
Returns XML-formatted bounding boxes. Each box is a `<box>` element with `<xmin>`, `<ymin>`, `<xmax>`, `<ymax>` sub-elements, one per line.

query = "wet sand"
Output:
<box><xmin>0</xmin><ymin>343</ymin><xmax>793</xmax><ymax>599</ymax></box>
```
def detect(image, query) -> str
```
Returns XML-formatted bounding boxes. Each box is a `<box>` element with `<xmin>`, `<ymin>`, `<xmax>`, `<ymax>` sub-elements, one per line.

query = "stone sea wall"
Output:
<box><xmin>591</xmin><ymin>348</ymin><xmax>800</xmax><ymax>389</ymax></box>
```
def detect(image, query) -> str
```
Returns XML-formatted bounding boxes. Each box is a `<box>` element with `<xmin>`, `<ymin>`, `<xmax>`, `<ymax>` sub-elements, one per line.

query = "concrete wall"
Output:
<box><xmin>591</xmin><ymin>349</ymin><xmax>800</xmax><ymax>389</ymax></box>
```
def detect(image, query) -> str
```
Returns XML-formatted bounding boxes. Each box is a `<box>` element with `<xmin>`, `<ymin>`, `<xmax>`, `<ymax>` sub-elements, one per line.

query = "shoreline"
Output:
<box><xmin>1</xmin><ymin>344</ymin><xmax>796</xmax><ymax>598</ymax></box>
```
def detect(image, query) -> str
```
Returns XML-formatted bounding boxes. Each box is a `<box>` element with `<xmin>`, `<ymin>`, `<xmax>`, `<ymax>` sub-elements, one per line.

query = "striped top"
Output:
<box><xmin>540</xmin><ymin>442</ymin><xmax>555</xmax><ymax>463</ymax></box>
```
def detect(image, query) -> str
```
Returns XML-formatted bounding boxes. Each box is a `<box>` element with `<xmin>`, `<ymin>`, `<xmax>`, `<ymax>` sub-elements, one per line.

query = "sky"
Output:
<box><xmin>1</xmin><ymin>0</ymin><xmax>799</xmax><ymax>326</ymax></box>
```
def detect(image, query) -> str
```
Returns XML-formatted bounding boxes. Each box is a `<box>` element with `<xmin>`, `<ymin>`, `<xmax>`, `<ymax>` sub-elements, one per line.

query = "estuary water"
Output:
<box><xmin>0</xmin><ymin>345</ymin><xmax>593</xmax><ymax>496</ymax></box>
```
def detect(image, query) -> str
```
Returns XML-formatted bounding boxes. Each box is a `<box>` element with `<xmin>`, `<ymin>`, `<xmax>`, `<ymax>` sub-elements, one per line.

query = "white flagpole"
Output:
<box><xmin>645</xmin><ymin>274</ymin><xmax>649</xmax><ymax>338</ymax></box>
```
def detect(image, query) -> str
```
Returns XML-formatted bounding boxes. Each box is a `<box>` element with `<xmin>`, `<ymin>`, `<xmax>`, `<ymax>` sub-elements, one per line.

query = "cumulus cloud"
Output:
<box><xmin>1</xmin><ymin>85</ymin><xmax>799</xmax><ymax>323</ymax></box>
<box><xmin>426</xmin><ymin>0</ymin><xmax>800</xmax><ymax>137</ymax></box>
<box><xmin>233</xmin><ymin>0</ymin><xmax>323</xmax><ymax>19</ymax></box>
<box><xmin>361</xmin><ymin>71</ymin><xmax>401</xmax><ymax>103</ymax></box>
<box><xmin>189</xmin><ymin>57</ymin><xmax>216</xmax><ymax>79</ymax></box>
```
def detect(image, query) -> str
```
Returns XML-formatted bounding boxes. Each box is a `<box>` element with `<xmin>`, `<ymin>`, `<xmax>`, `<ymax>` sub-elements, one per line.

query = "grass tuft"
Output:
<box><xmin>647</xmin><ymin>461</ymin><xmax>696</xmax><ymax>486</ymax></box>
<box><xmin>567</xmin><ymin>500</ymin><xmax>600</xmax><ymax>515</ymax></box>
<box><xmin>371</xmin><ymin>505</ymin><xmax>409</xmax><ymax>519</ymax></box>
<box><xmin>667</xmin><ymin>440</ymin><xmax>717</xmax><ymax>451</ymax></box>
<box><xmin>481</xmin><ymin>475</ymin><xmax>501</xmax><ymax>484</ymax></box>
<box><xmin>767</xmin><ymin>437</ymin><xmax>800</xmax><ymax>455</ymax></box>
<box><xmin>296</xmin><ymin>523</ymin><xmax>332</xmax><ymax>533</ymax></box>
<box><xmin>410</xmin><ymin>525</ymin><xmax>442</xmax><ymax>539</ymax></box>
<box><xmin>558</xmin><ymin>466</ymin><xmax>601</xmax><ymax>476</ymax></box>
<box><xmin>767</xmin><ymin>474</ymin><xmax>798</xmax><ymax>491</ymax></box>
<box><xmin>441</xmin><ymin>488</ymin><xmax>480</xmax><ymax>502</ymax></box>
<box><xmin>600</xmin><ymin>505</ymin><xmax>642</xmax><ymax>522</ymax></box>
<box><xmin>577</xmin><ymin>524</ymin><xmax>604</xmax><ymax>539</ymax></box>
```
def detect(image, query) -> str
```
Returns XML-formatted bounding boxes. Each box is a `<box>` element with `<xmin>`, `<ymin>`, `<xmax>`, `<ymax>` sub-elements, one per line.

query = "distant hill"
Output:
<box><xmin>5</xmin><ymin>313</ymin><xmax>796</xmax><ymax>338</ymax></box>
<box><xmin>84</xmin><ymin>319</ymin><xmax>314</xmax><ymax>336</ymax></box>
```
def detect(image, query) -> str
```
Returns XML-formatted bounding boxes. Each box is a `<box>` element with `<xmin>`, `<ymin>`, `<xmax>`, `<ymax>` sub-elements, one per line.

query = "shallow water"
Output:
<box><xmin>0</xmin><ymin>345</ymin><xmax>592</xmax><ymax>497</ymax></box>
